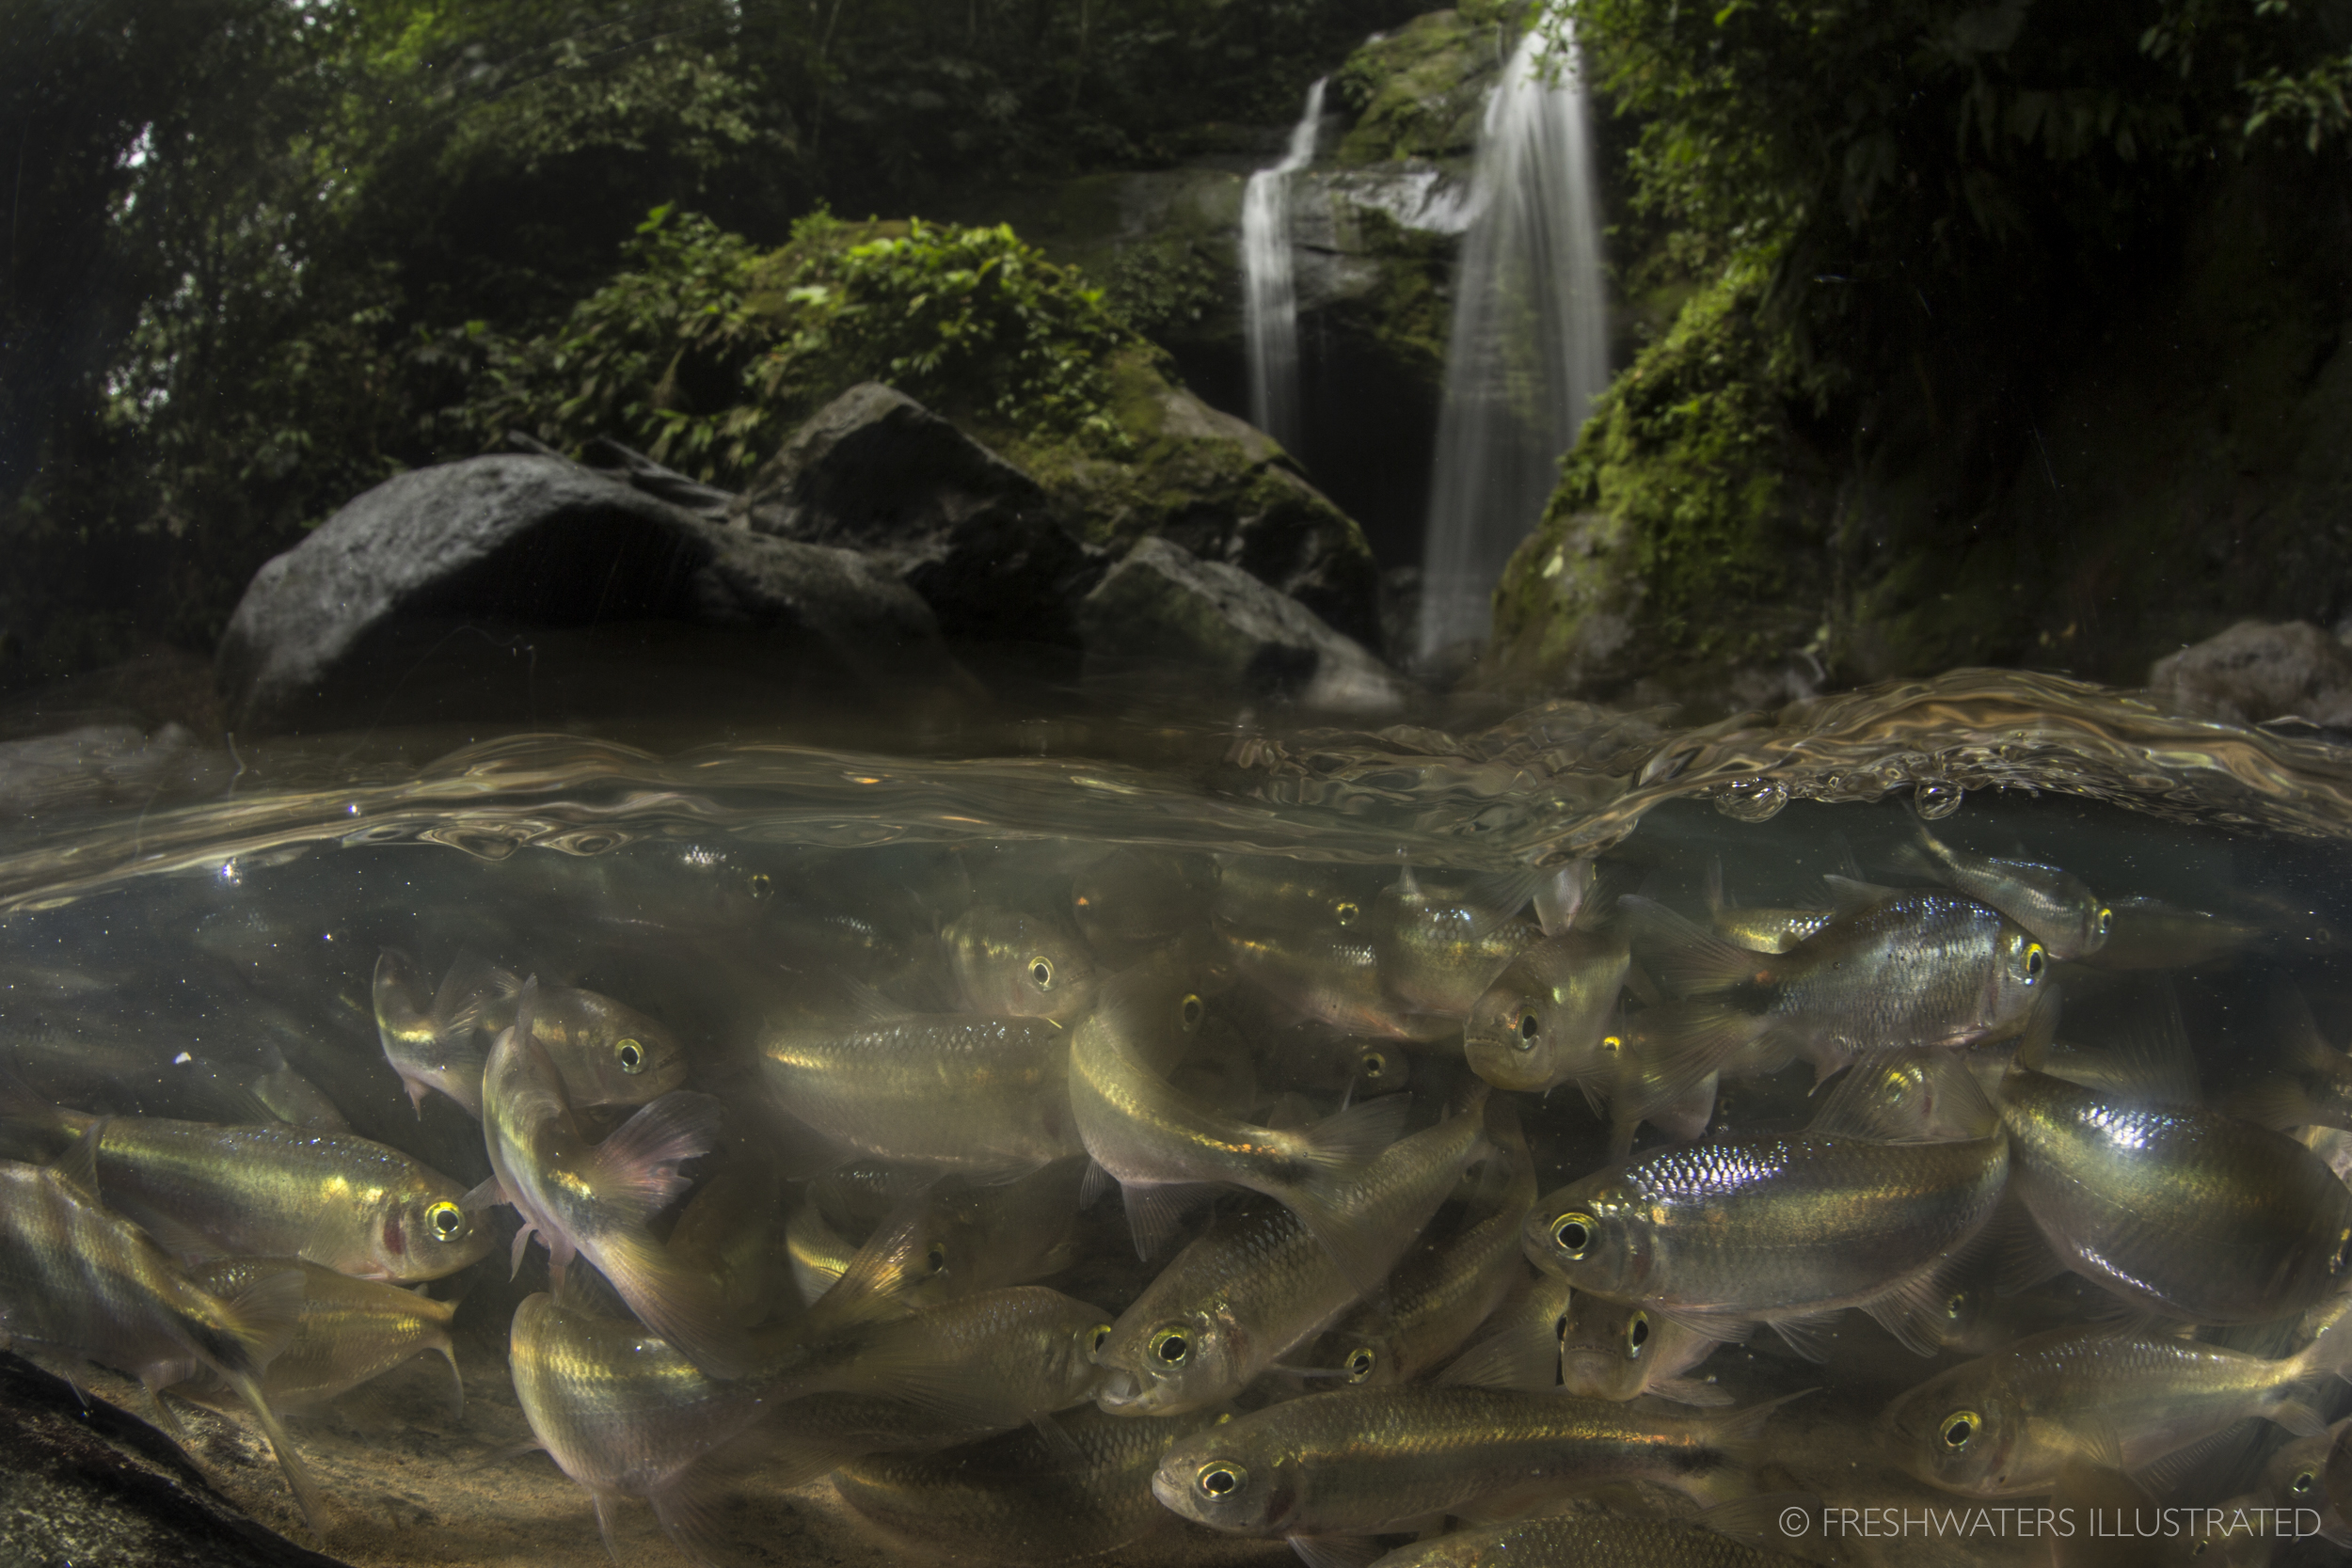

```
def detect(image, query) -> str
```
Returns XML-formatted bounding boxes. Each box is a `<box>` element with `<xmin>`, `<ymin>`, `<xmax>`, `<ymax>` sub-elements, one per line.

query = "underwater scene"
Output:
<box><xmin>0</xmin><ymin>675</ymin><xmax>2346</xmax><ymax>1567</ymax></box>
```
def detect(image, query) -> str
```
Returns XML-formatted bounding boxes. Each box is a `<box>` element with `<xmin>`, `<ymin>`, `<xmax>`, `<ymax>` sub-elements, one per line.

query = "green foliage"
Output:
<box><xmin>467</xmin><ymin>209</ymin><xmax>1138</xmax><ymax>484</ymax></box>
<box><xmin>1329</xmin><ymin>9</ymin><xmax>1507</xmax><ymax>165</ymax></box>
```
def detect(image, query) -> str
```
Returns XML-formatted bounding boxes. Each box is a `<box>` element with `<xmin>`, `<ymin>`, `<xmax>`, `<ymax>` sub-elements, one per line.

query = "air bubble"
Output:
<box><xmin>1911</xmin><ymin>782</ymin><xmax>1964</xmax><ymax>819</ymax></box>
<box><xmin>1714</xmin><ymin>778</ymin><xmax>1788</xmax><ymax>822</ymax></box>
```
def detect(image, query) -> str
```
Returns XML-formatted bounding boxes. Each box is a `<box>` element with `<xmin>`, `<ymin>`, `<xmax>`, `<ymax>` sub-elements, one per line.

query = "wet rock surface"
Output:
<box><xmin>733</xmin><ymin>383</ymin><xmax>1107</xmax><ymax>647</ymax></box>
<box><xmin>215</xmin><ymin>455</ymin><xmax>961</xmax><ymax>736</ymax></box>
<box><xmin>2149</xmin><ymin>619</ymin><xmax>2352</xmax><ymax>727</ymax></box>
<box><xmin>1077</xmin><ymin>536</ymin><xmax>1406</xmax><ymax>713</ymax></box>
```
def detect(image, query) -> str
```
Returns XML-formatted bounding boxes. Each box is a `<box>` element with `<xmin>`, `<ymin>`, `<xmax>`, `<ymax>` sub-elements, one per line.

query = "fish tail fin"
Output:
<box><xmin>580</xmin><ymin>1090</ymin><xmax>723</xmax><ymax>1221</ymax></box>
<box><xmin>223</xmin><ymin>1366</ymin><xmax>329</xmax><ymax>1534</ymax></box>
<box><xmin>215</xmin><ymin>1262</ymin><xmax>306</xmax><ymax>1373</ymax></box>
<box><xmin>1615</xmin><ymin>895</ymin><xmax>1775</xmax><ymax>1000</ymax></box>
<box><xmin>1295</xmin><ymin>1091</ymin><xmax>1412</xmax><ymax>1175</ymax></box>
<box><xmin>1885</xmin><ymin>825</ymin><xmax>1947</xmax><ymax>884</ymax></box>
<box><xmin>433</xmin><ymin>951</ymin><xmax>522</xmax><ymax>1040</ymax></box>
<box><xmin>1685</xmin><ymin>1388</ymin><xmax>1814</xmax><ymax>1502</ymax></box>
<box><xmin>2288</xmin><ymin>1291</ymin><xmax>2352</xmax><ymax>1385</ymax></box>
<box><xmin>597</xmin><ymin>1232</ymin><xmax>757</xmax><ymax>1382</ymax></box>
<box><xmin>2229</xmin><ymin>1074</ymin><xmax>2322</xmax><ymax>1131</ymax></box>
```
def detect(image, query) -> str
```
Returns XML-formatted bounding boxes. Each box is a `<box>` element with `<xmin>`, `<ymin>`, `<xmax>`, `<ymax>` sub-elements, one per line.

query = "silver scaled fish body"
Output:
<box><xmin>1528</xmin><ymin>1052</ymin><xmax>2009</xmax><ymax>1356</ymax></box>
<box><xmin>760</xmin><ymin>991</ymin><xmax>1081</xmax><ymax>1173</ymax></box>
<box><xmin>1882</xmin><ymin>1299</ymin><xmax>2352</xmax><ymax>1497</ymax></box>
<box><xmin>174</xmin><ymin>1256</ymin><xmax>460</xmax><ymax>1415</ymax></box>
<box><xmin>0</xmin><ymin>1133</ymin><xmax>326</xmax><ymax>1529</ymax></box>
<box><xmin>1152</xmin><ymin>1383</ymin><xmax>1785</xmax><ymax>1545</ymax></box>
<box><xmin>479</xmin><ymin>978</ymin><xmax>744</xmax><ymax>1378</ymax></box>
<box><xmin>1092</xmin><ymin>1096</ymin><xmax>1490</xmax><ymax>1416</ymax></box>
<box><xmin>1068</xmin><ymin>963</ymin><xmax>1412</xmax><ymax>1284</ymax></box>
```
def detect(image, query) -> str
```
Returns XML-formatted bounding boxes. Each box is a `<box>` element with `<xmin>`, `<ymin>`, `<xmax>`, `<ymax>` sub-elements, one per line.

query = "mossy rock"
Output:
<box><xmin>1329</xmin><ymin>9</ymin><xmax>1510</xmax><ymax>167</ymax></box>
<box><xmin>1484</xmin><ymin>263</ymin><xmax>1827</xmax><ymax>708</ymax></box>
<box><xmin>986</xmin><ymin>346</ymin><xmax>1385</xmax><ymax>653</ymax></box>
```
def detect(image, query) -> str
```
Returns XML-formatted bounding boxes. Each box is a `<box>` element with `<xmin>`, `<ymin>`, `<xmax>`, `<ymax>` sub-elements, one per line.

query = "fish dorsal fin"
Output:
<box><xmin>1533</xmin><ymin>858</ymin><xmax>1595</xmax><ymax>938</ymax></box>
<box><xmin>434</xmin><ymin>951</ymin><xmax>520</xmax><ymax>1040</ymax></box>
<box><xmin>1703</xmin><ymin>858</ymin><xmax>1733</xmax><ymax>917</ymax></box>
<box><xmin>2103</xmin><ymin>980</ymin><xmax>2203</xmax><ymax>1107</ymax></box>
<box><xmin>1820</xmin><ymin>873</ymin><xmax>1894</xmax><ymax>915</ymax></box>
<box><xmin>833</xmin><ymin>970</ymin><xmax>914</xmax><ymax>1026</ymax></box>
<box><xmin>49</xmin><ymin>1117</ymin><xmax>106</xmax><ymax>1202</ymax></box>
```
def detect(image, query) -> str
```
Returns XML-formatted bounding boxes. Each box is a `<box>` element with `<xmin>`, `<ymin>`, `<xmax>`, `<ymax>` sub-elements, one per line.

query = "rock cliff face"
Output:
<box><xmin>931</xmin><ymin>9</ymin><xmax>1507</xmax><ymax>571</ymax></box>
<box><xmin>1487</xmin><ymin>150</ymin><xmax>2352</xmax><ymax>716</ymax></box>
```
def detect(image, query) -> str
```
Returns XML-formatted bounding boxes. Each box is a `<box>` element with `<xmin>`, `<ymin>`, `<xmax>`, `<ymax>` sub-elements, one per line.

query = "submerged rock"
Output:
<box><xmin>0</xmin><ymin>1352</ymin><xmax>335</xmax><ymax>1567</ymax></box>
<box><xmin>216</xmin><ymin>456</ymin><xmax>961</xmax><ymax>736</ymax></box>
<box><xmin>731</xmin><ymin>383</ymin><xmax>1105</xmax><ymax>647</ymax></box>
<box><xmin>1076</xmin><ymin>536</ymin><xmax>1406</xmax><ymax>714</ymax></box>
<box><xmin>2148</xmin><ymin>619</ymin><xmax>2352</xmax><ymax>727</ymax></box>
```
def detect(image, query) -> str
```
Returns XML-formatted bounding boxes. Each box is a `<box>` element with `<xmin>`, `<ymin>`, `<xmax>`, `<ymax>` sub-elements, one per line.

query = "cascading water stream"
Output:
<box><xmin>1240</xmin><ymin>76</ymin><xmax>1328</xmax><ymax>453</ymax></box>
<box><xmin>1415</xmin><ymin>25</ymin><xmax>1609</xmax><ymax>663</ymax></box>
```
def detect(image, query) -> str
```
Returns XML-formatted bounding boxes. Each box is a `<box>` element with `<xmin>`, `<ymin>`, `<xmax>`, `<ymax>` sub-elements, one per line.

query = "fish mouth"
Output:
<box><xmin>1148</xmin><ymin>1468</ymin><xmax>1193</xmax><ymax>1518</ymax></box>
<box><xmin>1096</xmin><ymin>1367</ymin><xmax>1144</xmax><ymax>1407</ymax></box>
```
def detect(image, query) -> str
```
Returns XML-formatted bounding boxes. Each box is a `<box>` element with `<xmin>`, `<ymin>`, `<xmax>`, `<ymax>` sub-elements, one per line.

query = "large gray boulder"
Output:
<box><xmin>1077</xmin><ymin>536</ymin><xmax>1406</xmax><ymax>714</ymax></box>
<box><xmin>729</xmin><ymin>384</ymin><xmax>1105</xmax><ymax>646</ymax></box>
<box><xmin>2148</xmin><ymin>619</ymin><xmax>2352</xmax><ymax>727</ymax></box>
<box><xmin>217</xmin><ymin>456</ymin><xmax>962</xmax><ymax>736</ymax></box>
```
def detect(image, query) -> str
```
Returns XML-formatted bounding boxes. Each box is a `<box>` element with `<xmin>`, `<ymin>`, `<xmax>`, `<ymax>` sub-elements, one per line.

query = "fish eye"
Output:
<box><xmin>1550</xmin><ymin>1212</ymin><xmax>1595</xmax><ymax>1259</ymax></box>
<box><xmin>1027</xmin><ymin>956</ymin><xmax>1055</xmax><ymax>990</ymax></box>
<box><xmin>1150</xmin><ymin>1328</ymin><xmax>1190</xmax><ymax>1365</ymax></box>
<box><xmin>1180</xmin><ymin>993</ymin><xmax>1205</xmax><ymax>1029</ymax></box>
<box><xmin>925</xmin><ymin>1241</ymin><xmax>947</xmax><ymax>1274</ymax></box>
<box><xmin>747</xmin><ymin>872</ymin><xmax>774</xmax><ymax>902</ymax></box>
<box><xmin>1944</xmin><ymin>1291</ymin><xmax>1967</xmax><ymax>1321</ymax></box>
<box><xmin>1515</xmin><ymin>1010</ymin><xmax>1540</xmax><ymax>1049</ymax></box>
<box><xmin>2331</xmin><ymin>1228</ymin><xmax>2352</xmax><ymax>1274</ymax></box>
<box><xmin>1344</xmin><ymin>1347</ymin><xmax>1376</xmax><ymax>1384</ymax></box>
<box><xmin>2095</xmin><ymin>907</ymin><xmax>2113</xmax><ymax>939</ymax></box>
<box><xmin>615</xmin><ymin>1037</ymin><xmax>645</xmax><ymax>1074</ymax></box>
<box><xmin>1360</xmin><ymin>1051</ymin><xmax>1387</xmax><ymax>1077</ymax></box>
<box><xmin>1334</xmin><ymin>900</ymin><xmax>1359</xmax><ymax>927</ymax></box>
<box><xmin>1626</xmin><ymin>1310</ymin><xmax>1649</xmax><ymax>1358</ymax></box>
<box><xmin>2023</xmin><ymin>943</ymin><xmax>2046</xmax><ymax>982</ymax></box>
<box><xmin>1089</xmin><ymin>1323</ymin><xmax>1112</xmax><ymax>1355</ymax></box>
<box><xmin>427</xmin><ymin>1201</ymin><xmax>465</xmax><ymax>1241</ymax></box>
<box><xmin>1196</xmin><ymin>1463</ymin><xmax>1244</xmax><ymax>1498</ymax></box>
<box><xmin>2292</xmin><ymin>1468</ymin><xmax>2317</xmax><ymax>1497</ymax></box>
<box><xmin>1600</xmin><ymin>1034</ymin><xmax>1623</xmax><ymax>1053</ymax></box>
<box><xmin>1940</xmin><ymin>1410</ymin><xmax>1980</xmax><ymax>1449</ymax></box>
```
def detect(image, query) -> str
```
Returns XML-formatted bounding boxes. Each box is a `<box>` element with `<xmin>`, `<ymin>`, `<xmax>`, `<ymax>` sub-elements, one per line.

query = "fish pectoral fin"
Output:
<box><xmin>1859</xmin><ymin>1223</ymin><xmax>2003</xmax><ymax>1357</ymax></box>
<box><xmin>2136</xmin><ymin>1418</ymin><xmax>2261</xmax><ymax>1497</ymax></box>
<box><xmin>1991</xmin><ymin>1197</ymin><xmax>2070</xmax><ymax>1297</ymax></box>
<box><xmin>1699</xmin><ymin>1492</ymin><xmax>1822</xmax><ymax>1548</ymax></box>
<box><xmin>1121</xmin><ymin>1181</ymin><xmax>1218</xmax><ymax>1263</ymax></box>
<box><xmin>459</xmin><ymin>1174</ymin><xmax>509</xmax><ymax>1212</ymax></box>
<box><xmin>1646</xmin><ymin>1375</ymin><xmax>1736</xmax><ymax>1407</ymax></box>
<box><xmin>1765</xmin><ymin>1311</ymin><xmax>1842</xmax><ymax>1362</ymax></box>
<box><xmin>508</xmin><ymin>1223</ymin><xmax>540</xmax><ymax>1280</ymax></box>
<box><xmin>2270</xmin><ymin>1398</ymin><xmax>2329</xmax><ymax>1440</ymax></box>
<box><xmin>1654</xmin><ymin>1308</ymin><xmax>1756</xmax><ymax>1347</ymax></box>
<box><xmin>1288</xmin><ymin>1534</ymin><xmax>1384</xmax><ymax>1568</ymax></box>
<box><xmin>591</xmin><ymin>1492</ymin><xmax>628</xmax><ymax>1567</ymax></box>
<box><xmin>1028</xmin><ymin>1410</ymin><xmax>1084</xmax><ymax>1462</ymax></box>
<box><xmin>216</xmin><ymin>1263</ymin><xmax>306</xmax><ymax>1371</ymax></box>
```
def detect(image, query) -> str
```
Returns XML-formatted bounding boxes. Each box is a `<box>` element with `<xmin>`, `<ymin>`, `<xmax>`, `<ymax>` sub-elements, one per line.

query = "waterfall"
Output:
<box><xmin>1240</xmin><ymin>76</ymin><xmax>1327</xmax><ymax>453</ymax></box>
<box><xmin>1415</xmin><ymin>25</ymin><xmax>1609</xmax><ymax>662</ymax></box>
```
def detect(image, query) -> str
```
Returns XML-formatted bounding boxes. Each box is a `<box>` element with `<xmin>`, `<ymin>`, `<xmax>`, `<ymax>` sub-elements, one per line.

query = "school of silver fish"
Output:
<box><xmin>6</xmin><ymin>816</ymin><xmax>2352</xmax><ymax>1568</ymax></box>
